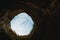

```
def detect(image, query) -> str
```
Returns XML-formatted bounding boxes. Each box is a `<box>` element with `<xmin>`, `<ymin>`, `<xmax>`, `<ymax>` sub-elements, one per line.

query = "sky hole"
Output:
<box><xmin>10</xmin><ymin>12</ymin><xmax>34</xmax><ymax>36</ymax></box>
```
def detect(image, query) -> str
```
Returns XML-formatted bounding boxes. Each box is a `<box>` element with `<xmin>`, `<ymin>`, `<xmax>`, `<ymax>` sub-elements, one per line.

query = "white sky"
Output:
<box><xmin>10</xmin><ymin>12</ymin><xmax>34</xmax><ymax>36</ymax></box>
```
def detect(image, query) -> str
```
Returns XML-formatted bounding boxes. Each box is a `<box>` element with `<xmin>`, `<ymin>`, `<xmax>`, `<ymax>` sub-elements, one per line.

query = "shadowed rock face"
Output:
<box><xmin>0</xmin><ymin>25</ymin><xmax>12</xmax><ymax>40</ymax></box>
<box><xmin>0</xmin><ymin>0</ymin><xmax>59</xmax><ymax>40</ymax></box>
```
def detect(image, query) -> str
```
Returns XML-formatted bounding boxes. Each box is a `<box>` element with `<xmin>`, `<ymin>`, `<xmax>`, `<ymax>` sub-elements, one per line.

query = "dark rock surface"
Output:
<box><xmin>0</xmin><ymin>27</ymin><xmax>11</xmax><ymax>40</ymax></box>
<box><xmin>0</xmin><ymin>0</ymin><xmax>59</xmax><ymax>40</ymax></box>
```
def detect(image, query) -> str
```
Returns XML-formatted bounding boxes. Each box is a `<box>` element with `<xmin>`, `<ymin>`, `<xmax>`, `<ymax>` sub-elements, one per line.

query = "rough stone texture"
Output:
<box><xmin>0</xmin><ymin>0</ymin><xmax>59</xmax><ymax>40</ymax></box>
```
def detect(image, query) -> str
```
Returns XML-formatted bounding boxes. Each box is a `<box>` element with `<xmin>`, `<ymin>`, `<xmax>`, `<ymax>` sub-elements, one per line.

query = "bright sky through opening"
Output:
<box><xmin>10</xmin><ymin>12</ymin><xmax>34</xmax><ymax>36</ymax></box>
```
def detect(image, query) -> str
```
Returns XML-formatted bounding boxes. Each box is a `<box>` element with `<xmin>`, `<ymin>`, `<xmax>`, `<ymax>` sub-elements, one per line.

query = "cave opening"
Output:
<box><xmin>10</xmin><ymin>12</ymin><xmax>34</xmax><ymax>36</ymax></box>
